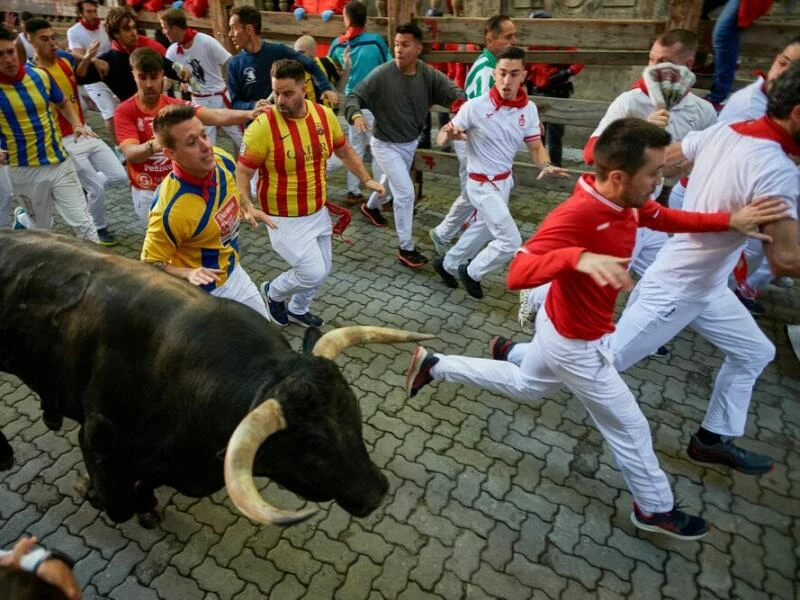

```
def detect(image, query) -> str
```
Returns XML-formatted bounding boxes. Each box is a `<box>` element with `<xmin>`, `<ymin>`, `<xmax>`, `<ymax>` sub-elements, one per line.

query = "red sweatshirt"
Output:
<box><xmin>507</xmin><ymin>175</ymin><xmax>731</xmax><ymax>341</ymax></box>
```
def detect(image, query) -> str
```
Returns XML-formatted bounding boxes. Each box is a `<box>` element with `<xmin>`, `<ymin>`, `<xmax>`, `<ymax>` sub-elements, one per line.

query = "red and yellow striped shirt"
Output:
<box><xmin>238</xmin><ymin>100</ymin><xmax>345</xmax><ymax>217</ymax></box>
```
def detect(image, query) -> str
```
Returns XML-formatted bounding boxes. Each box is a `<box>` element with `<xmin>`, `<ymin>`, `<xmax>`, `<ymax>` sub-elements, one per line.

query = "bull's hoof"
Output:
<box><xmin>42</xmin><ymin>410</ymin><xmax>63</xmax><ymax>431</ymax></box>
<box><xmin>0</xmin><ymin>454</ymin><xmax>13</xmax><ymax>471</ymax></box>
<box><xmin>136</xmin><ymin>506</ymin><xmax>164</xmax><ymax>529</ymax></box>
<box><xmin>0</xmin><ymin>439</ymin><xmax>13</xmax><ymax>471</ymax></box>
<box><xmin>74</xmin><ymin>475</ymin><xmax>103</xmax><ymax>509</ymax></box>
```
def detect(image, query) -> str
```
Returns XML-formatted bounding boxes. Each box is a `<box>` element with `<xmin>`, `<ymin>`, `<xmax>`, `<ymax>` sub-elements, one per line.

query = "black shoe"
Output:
<box><xmin>735</xmin><ymin>290</ymin><xmax>765</xmax><ymax>316</ymax></box>
<box><xmin>489</xmin><ymin>336</ymin><xmax>516</xmax><ymax>361</ymax></box>
<box><xmin>404</xmin><ymin>346</ymin><xmax>439</xmax><ymax>398</ymax></box>
<box><xmin>260</xmin><ymin>281</ymin><xmax>288</xmax><ymax>327</ymax></box>
<box><xmin>687</xmin><ymin>434</ymin><xmax>774</xmax><ymax>474</ymax></box>
<box><xmin>96</xmin><ymin>227</ymin><xmax>118</xmax><ymax>247</ymax></box>
<box><xmin>288</xmin><ymin>310</ymin><xmax>324</xmax><ymax>328</ymax></box>
<box><xmin>360</xmin><ymin>203</ymin><xmax>387</xmax><ymax>227</ymax></box>
<box><xmin>397</xmin><ymin>247</ymin><xmax>428</xmax><ymax>269</ymax></box>
<box><xmin>458</xmin><ymin>264</ymin><xmax>483</xmax><ymax>298</ymax></box>
<box><xmin>433</xmin><ymin>258</ymin><xmax>458</xmax><ymax>288</ymax></box>
<box><xmin>345</xmin><ymin>191</ymin><xmax>365</xmax><ymax>205</ymax></box>
<box><xmin>650</xmin><ymin>345</ymin><xmax>670</xmax><ymax>360</ymax></box>
<box><xmin>630</xmin><ymin>502</ymin><xmax>709</xmax><ymax>541</ymax></box>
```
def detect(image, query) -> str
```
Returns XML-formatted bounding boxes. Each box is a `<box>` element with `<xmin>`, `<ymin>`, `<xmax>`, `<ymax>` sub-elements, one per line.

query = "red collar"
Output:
<box><xmin>80</xmin><ymin>18</ymin><xmax>101</xmax><ymax>31</ymax></box>
<box><xmin>173</xmin><ymin>161</ymin><xmax>215</xmax><ymax>202</ymax></box>
<box><xmin>730</xmin><ymin>115</ymin><xmax>800</xmax><ymax>156</ymax></box>
<box><xmin>0</xmin><ymin>65</ymin><xmax>26</xmax><ymax>84</ymax></box>
<box><xmin>111</xmin><ymin>36</ymin><xmax>147</xmax><ymax>54</ymax></box>
<box><xmin>338</xmin><ymin>26</ymin><xmax>365</xmax><ymax>44</ymax></box>
<box><xmin>631</xmin><ymin>77</ymin><xmax>649</xmax><ymax>96</ymax></box>
<box><xmin>489</xmin><ymin>86</ymin><xmax>528</xmax><ymax>110</ymax></box>
<box><xmin>177</xmin><ymin>28</ymin><xmax>198</xmax><ymax>54</ymax></box>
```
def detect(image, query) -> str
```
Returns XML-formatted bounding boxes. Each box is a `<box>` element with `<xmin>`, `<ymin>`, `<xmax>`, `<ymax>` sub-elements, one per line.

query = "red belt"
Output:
<box><xmin>468</xmin><ymin>171</ymin><xmax>511</xmax><ymax>189</ymax></box>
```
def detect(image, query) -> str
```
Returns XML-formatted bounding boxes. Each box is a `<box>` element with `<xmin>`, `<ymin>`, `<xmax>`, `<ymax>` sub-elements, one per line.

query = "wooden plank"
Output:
<box><xmin>259</xmin><ymin>12</ymin><xmax>388</xmax><ymax>39</ymax></box>
<box><xmin>423</xmin><ymin>49</ymin><xmax>651</xmax><ymax>66</ymax></box>
<box><xmin>413</xmin><ymin>150</ymin><xmax>583</xmax><ymax>193</ymax></box>
<box><xmin>419</xmin><ymin>18</ymin><xmax>666</xmax><ymax>49</ymax></box>
<box><xmin>430</xmin><ymin>96</ymin><xmax>609</xmax><ymax>128</ymax></box>
<box><xmin>666</xmin><ymin>0</ymin><xmax>705</xmax><ymax>31</ymax></box>
<box><xmin>208</xmin><ymin>0</ymin><xmax>235</xmax><ymax>53</ymax></box>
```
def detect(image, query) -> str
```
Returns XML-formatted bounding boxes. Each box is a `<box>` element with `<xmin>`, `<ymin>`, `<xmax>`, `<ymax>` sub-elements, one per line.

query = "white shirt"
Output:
<box><xmin>451</xmin><ymin>92</ymin><xmax>541</xmax><ymax>176</ymax></box>
<box><xmin>17</xmin><ymin>33</ymin><xmax>34</xmax><ymax>61</ymax></box>
<box><xmin>718</xmin><ymin>77</ymin><xmax>767</xmax><ymax>124</ymax></box>
<box><xmin>67</xmin><ymin>22</ymin><xmax>111</xmax><ymax>54</ymax></box>
<box><xmin>165</xmin><ymin>32</ymin><xmax>231</xmax><ymax>95</ymax></box>
<box><xmin>642</xmin><ymin>122</ymin><xmax>800</xmax><ymax>300</ymax></box>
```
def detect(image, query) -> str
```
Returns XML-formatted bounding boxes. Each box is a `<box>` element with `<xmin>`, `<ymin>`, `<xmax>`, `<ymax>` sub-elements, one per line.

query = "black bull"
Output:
<box><xmin>0</xmin><ymin>231</ymin><xmax>430</xmax><ymax>526</ymax></box>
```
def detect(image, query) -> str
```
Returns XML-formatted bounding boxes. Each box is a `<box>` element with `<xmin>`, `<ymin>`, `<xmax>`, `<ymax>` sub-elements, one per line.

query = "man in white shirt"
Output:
<box><xmin>160</xmin><ymin>8</ymin><xmax>242</xmax><ymax>149</ymax></box>
<box><xmin>610</xmin><ymin>62</ymin><xmax>800</xmax><ymax>476</ymax></box>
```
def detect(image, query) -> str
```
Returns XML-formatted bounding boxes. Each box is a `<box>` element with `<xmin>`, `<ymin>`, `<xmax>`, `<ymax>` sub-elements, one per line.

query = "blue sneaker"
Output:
<box><xmin>259</xmin><ymin>281</ymin><xmax>288</xmax><ymax>327</ymax></box>
<box><xmin>13</xmin><ymin>207</ymin><xmax>27</xmax><ymax>230</ymax></box>
<box><xmin>287</xmin><ymin>311</ymin><xmax>324</xmax><ymax>328</ymax></box>
<box><xmin>631</xmin><ymin>502</ymin><xmax>709</xmax><ymax>541</ymax></box>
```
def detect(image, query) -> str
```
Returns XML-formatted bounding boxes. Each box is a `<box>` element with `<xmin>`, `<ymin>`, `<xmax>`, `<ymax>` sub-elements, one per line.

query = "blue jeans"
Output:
<box><xmin>708</xmin><ymin>0</ymin><xmax>741</xmax><ymax>103</ymax></box>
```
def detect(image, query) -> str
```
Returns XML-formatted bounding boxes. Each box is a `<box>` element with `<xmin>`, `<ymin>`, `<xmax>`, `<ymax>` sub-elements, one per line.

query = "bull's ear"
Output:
<box><xmin>302</xmin><ymin>327</ymin><xmax>322</xmax><ymax>354</ymax></box>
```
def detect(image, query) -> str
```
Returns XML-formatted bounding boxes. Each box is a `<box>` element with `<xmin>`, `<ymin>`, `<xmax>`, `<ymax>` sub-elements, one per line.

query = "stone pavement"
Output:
<box><xmin>1</xmin><ymin>117</ymin><xmax>799</xmax><ymax>600</ymax></box>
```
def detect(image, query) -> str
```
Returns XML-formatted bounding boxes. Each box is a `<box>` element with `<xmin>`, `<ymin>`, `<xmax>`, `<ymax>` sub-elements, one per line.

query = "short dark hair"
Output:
<box><xmin>271</xmin><ymin>58</ymin><xmax>306</xmax><ymax>84</ymax></box>
<box><xmin>767</xmin><ymin>60</ymin><xmax>800</xmax><ymax>119</ymax></box>
<box><xmin>231</xmin><ymin>5</ymin><xmax>261</xmax><ymax>35</ymax></box>
<box><xmin>594</xmin><ymin>118</ymin><xmax>672</xmax><ymax>180</ymax></box>
<box><xmin>656</xmin><ymin>28</ymin><xmax>698</xmax><ymax>57</ymax></box>
<box><xmin>344</xmin><ymin>1</ymin><xmax>367</xmax><ymax>28</ymax></box>
<box><xmin>130</xmin><ymin>47</ymin><xmax>163</xmax><ymax>74</ymax></box>
<box><xmin>24</xmin><ymin>17</ymin><xmax>51</xmax><ymax>37</ymax></box>
<box><xmin>0</xmin><ymin>565</ymin><xmax>69</xmax><ymax>600</ymax></box>
<box><xmin>105</xmin><ymin>7</ymin><xmax>136</xmax><ymax>40</ymax></box>
<box><xmin>160</xmin><ymin>8</ymin><xmax>187</xmax><ymax>30</ymax></box>
<box><xmin>485</xmin><ymin>15</ymin><xmax>512</xmax><ymax>37</ymax></box>
<box><xmin>496</xmin><ymin>46</ymin><xmax>525</xmax><ymax>64</ymax></box>
<box><xmin>0</xmin><ymin>26</ymin><xmax>17</xmax><ymax>42</ymax></box>
<box><xmin>75</xmin><ymin>0</ymin><xmax>98</xmax><ymax>17</ymax></box>
<box><xmin>395</xmin><ymin>23</ymin><xmax>423</xmax><ymax>42</ymax></box>
<box><xmin>153</xmin><ymin>104</ymin><xmax>197</xmax><ymax>149</ymax></box>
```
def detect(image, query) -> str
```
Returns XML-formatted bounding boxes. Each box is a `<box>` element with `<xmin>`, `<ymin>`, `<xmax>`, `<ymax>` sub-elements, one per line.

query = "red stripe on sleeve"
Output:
<box><xmin>286</xmin><ymin>118</ymin><xmax>308</xmax><ymax>216</ymax></box>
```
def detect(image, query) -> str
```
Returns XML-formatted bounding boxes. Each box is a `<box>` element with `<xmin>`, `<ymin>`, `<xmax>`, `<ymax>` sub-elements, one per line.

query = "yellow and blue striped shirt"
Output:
<box><xmin>0</xmin><ymin>64</ymin><xmax>67</xmax><ymax>167</ymax></box>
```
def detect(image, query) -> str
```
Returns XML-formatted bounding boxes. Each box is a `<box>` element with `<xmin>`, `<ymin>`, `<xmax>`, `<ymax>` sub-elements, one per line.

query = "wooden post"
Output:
<box><xmin>208</xmin><ymin>0</ymin><xmax>234</xmax><ymax>53</ymax></box>
<box><xmin>389</xmin><ymin>0</ymin><xmax>417</xmax><ymax>40</ymax></box>
<box><xmin>666</xmin><ymin>0</ymin><xmax>705</xmax><ymax>31</ymax></box>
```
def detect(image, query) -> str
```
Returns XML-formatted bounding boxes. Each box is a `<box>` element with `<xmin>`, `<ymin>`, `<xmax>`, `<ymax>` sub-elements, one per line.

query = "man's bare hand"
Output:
<box><xmin>536</xmin><ymin>165</ymin><xmax>571</xmax><ymax>180</ymax></box>
<box><xmin>647</xmin><ymin>108</ymin><xmax>670</xmax><ymax>128</ymax></box>
<box><xmin>321</xmin><ymin>90</ymin><xmax>338</xmax><ymax>106</ymax></box>
<box><xmin>240</xmin><ymin>202</ymin><xmax>277</xmax><ymax>230</ymax></box>
<box><xmin>254</xmin><ymin>98</ymin><xmax>271</xmax><ymax>109</ymax></box>
<box><xmin>352</xmin><ymin>115</ymin><xmax>370</xmax><ymax>134</ymax></box>
<box><xmin>364</xmin><ymin>179</ymin><xmax>385</xmax><ymax>197</ymax></box>
<box><xmin>576</xmin><ymin>252</ymin><xmax>633</xmax><ymax>290</ymax></box>
<box><xmin>187</xmin><ymin>267</ymin><xmax>225</xmax><ymax>286</ymax></box>
<box><xmin>37</xmin><ymin>557</ymin><xmax>82</xmax><ymax>600</ymax></box>
<box><xmin>729</xmin><ymin>197</ymin><xmax>791</xmax><ymax>242</ymax></box>
<box><xmin>73</xmin><ymin>125</ymin><xmax>98</xmax><ymax>141</ymax></box>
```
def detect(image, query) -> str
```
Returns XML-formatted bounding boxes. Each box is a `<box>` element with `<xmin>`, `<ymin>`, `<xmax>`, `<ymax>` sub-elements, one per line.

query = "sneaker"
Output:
<box><xmin>630</xmin><ymin>502</ymin><xmax>709</xmax><ymax>541</ymax></box>
<box><xmin>517</xmin><ymin>289</ymin><xmax>537</xmax><ymax>331</ymax></box>
<box><xmin>404</xmin><ymin>345</ymin><xmax>439</xmax><ymax>398</ymax></box>
<box><xmin>13</xmin><ymin>207</ymin><xmax>27</xmax><ymax>230</ymax></box>
<box><xmin>428</xmin><ymin>227</ymin><xmax>451</xmax><ymax>256</ymax></box>
<box><xmin>772</xmin><ymin>276</ymin><xmax>794</xmax><ymax>289</ymax></box>
<box><xmin>397</xmin><ymin>247</ymin><xmax>428</xmax><ymax>269</ymax></box>
<box><xmin>735</xmin><ymin>290</ymin><xmax>765</xmax><ymax>316</ymax></box>
<box><xmin>345</xmin><ymin>191</ymin><xmax>364</xmax><ymax>205</ymax></box>
<box><xmin>489</xmin><ymin>336</ymin><xmax>516</xmax><ymax>361</ymax></box>
<box><xmin>649</xmin><ymin>345</ymin><xmax>670</xmax><ymax>360</ymax></box>
<box><xmin>288</xmin><ymin>310</ymin><xmax>324</xmax><ymax>328</ymax></box>
<box><xmin>96</xmin><ymin>227</ymin><xmax>118</xmax><ymax>247</ymax></box>
<box><xmin>433</xmin><ymin>257</ymin><xmax>458</xmax><ymax>288</ymax></box>
<box><xmin>458</xmin><ymin>264</ymin><xmax>483</xmax><ymax>299</ymax></box>
<box><xmin>360</xmin><ymin>203</ymin><xmax>387</xmax><ymax>227</ymax></box>
<box><xmin>259</xmin><ymin>281</ymin><xmax>288</xmax><ymax>327</ymax></box>
<box><xmin>687</xmin><ymin>434</ymin><xmax>774</xmax><ymax>475</ymax></box>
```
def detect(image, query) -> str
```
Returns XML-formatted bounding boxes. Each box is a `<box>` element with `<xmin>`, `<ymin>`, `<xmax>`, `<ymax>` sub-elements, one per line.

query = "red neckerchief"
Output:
<box><xmin>0</xmin><ymin>65</ymin><xmax>26</xmax><ymax>84</ymax></box>
<box><xmin>730</xmin><ymin>115</ymin><xmax>800</xmax><ymax>156</ymax></box>
<box><xmin>173</xmin><ymin>161</ymin><xmax>215</xmax><ymax>202</ymax></box>
<box><xmin>337</xmin><ymin>26</ymin><xmax>365</xmax><ymax>44</ymax></box>
<box><xmin>631</xmin><ymin>77</ymin><xmax>648</xmax><ymax>95</ymax></box>
<box><xmin>80</xmin><ymin>18</ymin><xmax>100</xmax><ymax>31</ymax></box>
<box><xmin>753</xmin><ymin>70</ymin><xmax>768</xmax><ymax>94</ymax></box>
<box><xmin>177</xmin><ymin>28</ymin><xmax>198</xmax><ymax>54</ymax></box>
<box><xmin>111</xmin><ymin>39</ymin><xmax>135</xmax><ymax>54</ymax></box>
<box><xmin>489</xmin><ymin>86</ymin><xmax>528</xmax><ymax>110</ymax></box>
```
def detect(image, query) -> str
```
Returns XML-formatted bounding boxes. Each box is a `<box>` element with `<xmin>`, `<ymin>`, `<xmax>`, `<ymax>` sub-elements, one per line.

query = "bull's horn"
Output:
<box><xmin>224</xmin><ymin>399</ymin><xmax>318</xmax><ymax>525</ymax></box>
<box><xmin>312</xmin><ymin>326</ymin><xmax>435</xmax><ymax>360</ymax></box>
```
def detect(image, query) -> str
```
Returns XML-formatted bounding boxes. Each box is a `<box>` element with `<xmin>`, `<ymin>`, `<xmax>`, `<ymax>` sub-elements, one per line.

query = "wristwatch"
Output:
<box><xmin>146</xmin><ymin>139</ymin><xmax>155</xmax><ymax>155</ymax></box>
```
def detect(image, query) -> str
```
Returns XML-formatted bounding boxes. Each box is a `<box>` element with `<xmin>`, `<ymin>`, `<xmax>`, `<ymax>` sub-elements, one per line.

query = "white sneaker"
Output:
<box><xmin>517</xmin><ymin>289</ymin><xmax>536</xmax><ymax>332</ymax></box>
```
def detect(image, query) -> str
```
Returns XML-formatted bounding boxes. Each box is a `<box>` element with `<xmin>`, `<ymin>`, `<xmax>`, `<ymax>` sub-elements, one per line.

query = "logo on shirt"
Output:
<box><xmin>215</xmin><ymin>195</ymin><xmax>241</xmax><ymax>246</ymax></box>
<box><xmin>188</xmin><ymin>59</ymin><xmax>206</xmax><ymax>84</ymax></box>
<box><xmin>518</xmin><ymin>115</ymin><xmax>525</xmax><ymax>127</ymax></box>
<box><xmin>244</xmin><ymin>67</ymin><xmax>257</xmax><ymax>84</ymax></box>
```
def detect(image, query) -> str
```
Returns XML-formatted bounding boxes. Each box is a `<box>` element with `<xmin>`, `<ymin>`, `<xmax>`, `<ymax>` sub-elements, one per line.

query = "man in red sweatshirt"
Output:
<box><xmin>404</xmin><ymin>117</ymin><xmax>786</xmax><ymax>541</ymax></box>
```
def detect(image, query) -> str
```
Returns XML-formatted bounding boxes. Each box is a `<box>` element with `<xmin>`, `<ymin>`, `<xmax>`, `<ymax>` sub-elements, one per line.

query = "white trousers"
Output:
<box><xmin>366</xmin><ymin>137</ymin><xmax>418</xmax><ymax>251</ymax></box>
<box><xmin>629</xmin><ymin>227</ymin><xmax>668</xmax><ymax>278</ymax></box>
<box><xmin>132</xmin><ymin>187</ymin><xmax>156</xmax><ymax>228</ymax></box>
<box><xmin>611</xmin><ymin>276</ymin><xmax>774</xmax><ymax>436</ymax></box>
<box><xmin>192</xmin><ymin>93</ymin><xmax>243</xmax><ymax>148</ymax></box>
<box><xmin>667</xmin><ymin>182</ymin><xmax>686</xmax><ymax>210</ymax></box>
<box><xmin>0</xmin><ymin>166</ymin><xmax>12</xmax><ymax>228</ymax></box>
<box><xmin>434</xmin><ymin>307</ymin><xmax>674</xmax><ymax>513</ymax></box>
<box><xmin>8</xmin><ymin>161</ymin><xmax>99</xmax><ymax>242</ymax></box>
<box><xmin>442</xmin><ymin>177</ymin><xmax>521</xmax><ymax>281</ymax></box>
<box><xmin>211</xmin><ymin>263</ymin><xmax>268</xmax><ymax>318</ymax></box>
<box><xmin>433</xmin><ymin>140</ymin><xmax>475</xmax><ymax>243</ymax></box>
<box><xmin>82</xmin><ymin>81</ymin><xmax>119</xmax><ymax>120</ymax></box>
<box><xmin>267</xmin><ymin>208</ymin><xmax>332</xmax><ymax>315</ymax></box>
<box><xmin>326</xmin><ymin>109</ymin><xmax>377</xmax><ymax>196</ymax></box>
<box><xmin>64</xmin><ymin>133</ymin><xmax>128</xmax><ymax>230</ymax></box>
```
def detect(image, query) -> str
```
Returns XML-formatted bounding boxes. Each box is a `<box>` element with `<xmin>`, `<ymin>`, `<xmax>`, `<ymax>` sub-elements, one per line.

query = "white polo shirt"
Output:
<box><xmin>641</xmin><ymin>121</ymin><xmax>799</xmax><ymax>300</ymax></box>
<box><xmin>451</xmin><ymin>91</ymin><xmax>541</xmax><ymax>177</ymax></box>
<box><xmin>166</xmin><ymin>32</ymin><xmax>231</xmax><ymax>95</ymax></box>
<box><xmin>67</xmin><ymin>22</ymin><xmax>111</xmax><ymax>54</ymax></box>
<box><xmin>718</xmin><ymin>77</ymin><xmax>767</xmax><ymax>124</ymax></box>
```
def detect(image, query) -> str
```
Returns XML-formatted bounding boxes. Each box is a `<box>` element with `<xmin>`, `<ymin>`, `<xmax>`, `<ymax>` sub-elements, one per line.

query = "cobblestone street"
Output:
<box><xmin>1</xmin><ymin>117</ymin><xmax>799</xmax><ymax>599</ymax></box>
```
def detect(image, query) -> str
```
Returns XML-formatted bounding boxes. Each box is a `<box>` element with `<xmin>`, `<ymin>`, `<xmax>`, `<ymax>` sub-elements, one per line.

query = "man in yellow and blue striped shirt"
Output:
<box><xmin>0</xmin><ymin>27</ymin><xmax>98</xmax><ymax>241</ymax></box>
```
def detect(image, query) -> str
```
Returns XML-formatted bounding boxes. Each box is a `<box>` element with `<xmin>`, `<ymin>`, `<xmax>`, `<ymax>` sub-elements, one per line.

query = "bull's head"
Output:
<box><xmin>223</xmin><ymin>326</ymin><xmax>432</xmax><ymax>525</ymax></box>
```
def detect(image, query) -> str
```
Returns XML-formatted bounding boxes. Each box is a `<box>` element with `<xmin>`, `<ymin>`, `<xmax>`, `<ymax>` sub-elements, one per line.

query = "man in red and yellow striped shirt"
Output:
<box><xmin>237</xmin><ymin>59</ymin><xmax>383</xmax><ymax>328</ymax></box>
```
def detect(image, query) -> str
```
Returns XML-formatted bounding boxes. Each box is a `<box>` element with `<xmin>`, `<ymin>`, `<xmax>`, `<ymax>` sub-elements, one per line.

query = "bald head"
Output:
<box><xmin>294</xmin><ymin>35</ymin><xmax>316</xmax><ymax>57</ymax></box>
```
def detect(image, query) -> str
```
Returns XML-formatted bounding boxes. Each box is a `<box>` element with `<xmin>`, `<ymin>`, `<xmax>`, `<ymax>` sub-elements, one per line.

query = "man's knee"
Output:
<box><xmin>296</xmin><ymin>261</ymin><xmax>330</xmax><ymax>288</ymax></box>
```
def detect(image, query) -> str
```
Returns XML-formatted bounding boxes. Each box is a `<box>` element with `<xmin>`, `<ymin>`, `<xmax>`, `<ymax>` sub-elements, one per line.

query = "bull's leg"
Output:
<box><xmin>78</xmin><ymin>425</ymin><xmax>136</xmax><ymax>523</ymax></box>
<box><xmin>134</xmin><ymin>480</ymin><xmax>163</xmax><ymax>529</ymax></box>
<box><xmin>0</xmin><ymin>431</ymin><xmax>13</xmax><ymax>471</ymax></box>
